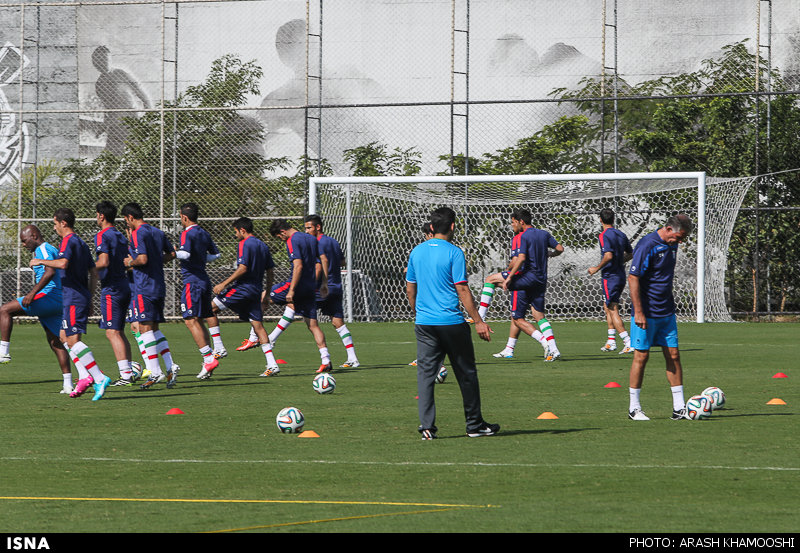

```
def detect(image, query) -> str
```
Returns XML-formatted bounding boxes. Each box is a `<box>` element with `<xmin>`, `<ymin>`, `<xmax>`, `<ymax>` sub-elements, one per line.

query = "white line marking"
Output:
<box><xmin>2</xmin><ymin>456</ymin><xmax>797</xmax><ymax>472</ymax></box>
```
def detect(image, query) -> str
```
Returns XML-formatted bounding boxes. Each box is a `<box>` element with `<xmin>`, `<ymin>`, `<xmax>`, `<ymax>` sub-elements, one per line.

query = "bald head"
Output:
<box><xmin>20</xmin><ymin>225</ymin><xmax>44</xmax><ymax>252</ymax></box>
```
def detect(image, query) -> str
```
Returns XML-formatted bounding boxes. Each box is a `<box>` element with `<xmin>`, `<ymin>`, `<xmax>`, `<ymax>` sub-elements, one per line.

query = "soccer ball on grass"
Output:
<box><xmin>686</xmin><ymin>395</ymin><xmax>713</xmax><ymax>420</ymax></box>
<box><xmin>701</xmin><ymin>386</ymin><xmax>726</xmax><ymax>410</ymax></box>
<box><xmin>276</xmin><ymin>406</ymin><xmax>305</xmax><ymax>433</ymax></box>
<box><xmin>312</xmin><ymin>373</ymin><xmax>336</xmax><ymax>394</ymax></box>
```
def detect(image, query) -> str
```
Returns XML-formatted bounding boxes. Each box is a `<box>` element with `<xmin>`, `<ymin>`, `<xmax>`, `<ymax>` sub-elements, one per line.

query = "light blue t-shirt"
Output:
<box><xmin>406</xmin><ymin>238</ymin><xmax>468</xmax><ymax>325</ymax></box>
<box><xmin>33</xmin><ymin>242</ymin><xmax>62</xmax><ymax>300</ymax></box>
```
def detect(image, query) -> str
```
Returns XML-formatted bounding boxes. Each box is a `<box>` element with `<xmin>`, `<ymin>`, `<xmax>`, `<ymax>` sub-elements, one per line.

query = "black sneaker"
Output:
<box><xmin>671</xmin><ymin>408</ymin><xmax>689</xmax><ymax>420</ymax></box>
<box><xmin>418</xmin><ymin>426</ymin><xmax>438</xmax><ymax>440</ymax></box>
<box><xmin>466</xmin><ymin>422</ymin><xmax>500</xmax><ymax>437</ymax></box>
<box><xmin>419</xmin><ymin>429</ymin><xmax>437</xmax><ymax>440</ymax></box>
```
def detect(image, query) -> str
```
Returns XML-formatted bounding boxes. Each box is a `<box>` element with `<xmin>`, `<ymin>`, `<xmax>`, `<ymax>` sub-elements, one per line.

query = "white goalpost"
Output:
<box><xmin>309</xmin><ymin>172</ymin><xmax>754</xmax><ymax>324</ymax></box>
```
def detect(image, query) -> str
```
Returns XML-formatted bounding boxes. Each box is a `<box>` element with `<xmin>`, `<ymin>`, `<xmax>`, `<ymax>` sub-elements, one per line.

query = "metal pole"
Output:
<box><xmin>345</xmin><ymin>183</ymin><xmax>353</xmax><ymax>322</ymax></box>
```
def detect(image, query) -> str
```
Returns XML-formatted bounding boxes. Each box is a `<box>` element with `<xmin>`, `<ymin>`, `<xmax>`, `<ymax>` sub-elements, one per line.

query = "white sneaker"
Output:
<box><xmin>601</xmin><ymin>342</ymin><xmax>617</xmax><ymax>352</ymax></box>
<box><xmin>0</xmin><ymin>353</ymin><xmax>11</xmax><ymax>364</ymax></box>
<box><xmin>166</xmin><ymin>364</ymin><xmax>181</xmax><ymax>389</ymax></box>
<box><xmin>260</xmin><ymin>366</ymin><xmax>280</xmax><ymax>377</ymax></box>
<box><xmin>340</xmin><ymin>360</ymin><xmax>360</xmax><ymax>368</ymax></box>
<box><xmin>60</xmin><ymin>386</ymin><xmax>73</xmax><ymax>395</ymax></box>
<box><xmin>619</xmin><ymin>346</ymin><xmax>634</xmax><ymax>354</ymax></box>
<box><xmin>629</xmin><ymin>408</ymin><xmax>650</xmax><ymax>421</ymax></box>
<box><xmin>492</xmin><ymin>349</ymin><xmax>514</xmax><ymax>359</ymax></box>
<box><xmin>544</xmin><ymin>350</ymin><xmax>561</xmax><ymax>362</ymax></box>
<box><xmin>213</xmin><ymin>348</ymin><xmax>228</xmax><ymax>359</ymax></box>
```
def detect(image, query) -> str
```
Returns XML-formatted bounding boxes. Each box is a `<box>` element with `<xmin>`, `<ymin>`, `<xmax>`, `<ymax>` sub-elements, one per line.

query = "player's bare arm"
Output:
<box><xmin>213</xmin><ymin>263</ymin><xmax>248</xmax><ymax>296</ymax></box>
<box><xmin>588</xmin><ymin>251</ymin><xmax>614</xmax><ymax>275</ymax></box>
<box><xmin>628</xmin><ymin>274</ymin><xmax>646</xmax><ymax>329</ymax></box>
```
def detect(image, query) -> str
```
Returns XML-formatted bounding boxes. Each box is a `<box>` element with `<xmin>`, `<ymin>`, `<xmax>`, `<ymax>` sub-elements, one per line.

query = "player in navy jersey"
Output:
<box><xmin>588</xmin><ymin>208</ymin><xmax>633</xmax><ymax>354</ymax></box>
<box><xmin>303</xmin><ymin>214</ymin><xmax>360</xmax><ymax>368</ymax></box>
<box><xmin>626</xmin><ymin>214</ymin><xmax>693</xmax><ymax>421</ymax></box>
<box><xmin>122</xmin><ymin>202</ymin><xmax>180</xmax><ymax>390</ymax></box>
<box><xmin>31</xmin><ymin>208</ymin><xmax>112</xmax><ymax>401</ymax></box>
<box><xmin>268</xmin><ymin>218</ymin><xmax>332</xmax><ymax>375</ymax></box>
<box><xmin>93</xmin><ymin>201</ymin><xmax>137</xmax><ymax>386</ymax></box>
<box><xmin>212</xmin><ymin>217</ymin><xmax>278</xmax><ymax>374</ymax></box>
<box><xmin>173</xmin><ymin>203</ymin><xmax>226</xmax><ymax>380</ymax></box>
<box><xmin>477</xmin><ymin>208</ymin><xmax>564</xmax><ymax>361</ymax></box>
<box><xmin>0</xmin><ymin>225</ymin><xmax>72</xmax><ymax>393</ymax></box>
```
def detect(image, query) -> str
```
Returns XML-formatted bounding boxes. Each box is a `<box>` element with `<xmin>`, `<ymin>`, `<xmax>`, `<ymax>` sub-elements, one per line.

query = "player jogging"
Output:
<box><xmin>122</xmin><ymin>202</ymin><xmax>180</xmax><ymax>390</ymax></box>
<box><xmin>268</xmin><ymin>218</ymin><xmax>332</xmax><ymax>375</ymax></box>
<box><xmin>587</xmin><ymin>208</ymin><xmax>633</xmax><ymax>354</ymax></box>
<box><xmin>477</xmin><ymin>209</ymin><xmax>564</xmax><ymax>361</ymax></box>
<box><xmin>406</xmin><ymin>206</ymin><xmax>498</xmax><ymax>440</ymax></box>
<box><xmin>211</xmin><ymin>217</ymin><xmax>277</xmax><ymax>375</ymax></box>
<box><xmin>627</xmin><ymin>214</ymin><xmax>693</xmax><ymax>421</ymax></box>
<box><xmin>0</xmin><ymin>225</ymin><xmax>72</xmax><ymax>393</ymax></box>
<box><xmin>173</xmin><ymin>203</ymin><xmax>226</xmax><ymax>380</ymax></box>
<box><xmin>303</xmin><ymin>214</ymin><xmax>360</xmax><ymax>368</ymax></box>
<box><xmin>93</xmin><ymin>201</ymin><xmax>137</xmax><ymax>386</ymax></box>
<box><xmin>31</xmin><ymin>208</ymin><xmax>112</xmax><ymax>401</ymax></box>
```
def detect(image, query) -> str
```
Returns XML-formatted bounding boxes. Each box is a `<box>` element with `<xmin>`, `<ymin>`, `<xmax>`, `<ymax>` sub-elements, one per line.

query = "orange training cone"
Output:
<box><xmin>298</xmin><ymin>430</ymin><xmax>320</xmax><ymax>438</ymax></box>
<box><xmin>166</xmin><ymin>408</ymin><xmax>185</xmax><ymax>415</ymax></box>
<box><xmin>772</xmin><ymin>372</ymin><xmax>788</xmax><ymax>378</ymax></box>
<box><xmin>276</xmin><ymin>359</ymin><xmax>287</xmax><ymax>364</ymax></box>
<box><xmin>766</xmin><ymin>398</ymin><xmax>787</xmax><ymax>405</ymax></box>
<box><xmin>604</xmin><ymin>382</ymin><xmax>621</xmax><ymax>388</ymax></box>
<box><xmin>537</xmin><ymin>412</ymin><xmax>559</xmax><ymax>419</ymax></box>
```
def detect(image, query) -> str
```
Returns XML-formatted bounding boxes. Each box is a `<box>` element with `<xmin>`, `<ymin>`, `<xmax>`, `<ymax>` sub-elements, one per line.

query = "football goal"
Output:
<box><xmin>309</xmin><ymin>172</ymin><xmax>753</xmax><ymax>323</ymax></box>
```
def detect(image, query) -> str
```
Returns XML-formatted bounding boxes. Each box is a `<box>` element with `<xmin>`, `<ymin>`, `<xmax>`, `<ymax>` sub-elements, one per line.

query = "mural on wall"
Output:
<box><xmin>0</xmin><ymin>43</ymin><xmax>29</xmax><ymax>188</ymax></box>
<box><xmin>79</xmin><ymin>45</ymin><xmax>151</xmax><ymax>156</ymax></box>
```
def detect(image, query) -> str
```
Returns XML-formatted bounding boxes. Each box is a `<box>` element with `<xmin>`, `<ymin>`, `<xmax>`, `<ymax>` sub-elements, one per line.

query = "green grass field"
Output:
<box><xmin>0</xmin><ymin>320</ymin><xmax>796</xmax><ymax>533</ymax></box>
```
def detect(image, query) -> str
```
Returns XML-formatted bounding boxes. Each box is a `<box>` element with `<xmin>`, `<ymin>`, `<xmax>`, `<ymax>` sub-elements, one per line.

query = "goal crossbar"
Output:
<box><xmin>309</xmin><ymin>172</ymin><xmax>727</xmax><ymax>324</ymax></box>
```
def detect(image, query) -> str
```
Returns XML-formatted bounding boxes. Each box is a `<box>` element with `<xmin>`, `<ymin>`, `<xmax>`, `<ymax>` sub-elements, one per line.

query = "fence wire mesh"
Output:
<box><xmin>0</xmin><ymin>0</ymin><xmax>798</xmax><ymax>320</ymax></box>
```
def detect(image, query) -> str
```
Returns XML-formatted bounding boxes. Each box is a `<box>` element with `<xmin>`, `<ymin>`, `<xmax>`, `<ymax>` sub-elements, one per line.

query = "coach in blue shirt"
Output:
<box><xmin>627</xmin><ymin>213</ymin><xmax>693</xmax><ymax>421</ymax></box>
<box><xmin>406</xmin><ymin>207</ymin><xmax>499</xmax><ymax>440</ymax></box>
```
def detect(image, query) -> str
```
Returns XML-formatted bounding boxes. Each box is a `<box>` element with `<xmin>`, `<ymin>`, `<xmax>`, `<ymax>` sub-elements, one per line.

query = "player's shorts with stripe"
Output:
<box><xmin>602</xmin><ymin>274</ymin><xmax>626</xmax><ymax>306</ymax></box>
<box><xmin>214</xmin><ymin>287</ymin><xmax>263</xmax><ymax>322</ymax></box>
<box><xmin>62</xmin><ymin>297</ymin><xmax>90</xmax><ymax>337</ymax></box>
<box><xmin>509</xmin><ymin>283</ymin><xmax>547</xmax><ymax>318</ymax></box>
<box><xmin>630</xmin><ymin>313</ymin><xmax>679</xmax><ymax>350</ymax></box>
<box><xmin>316</xmin><ymin>283</ymin><xmax>343</xmax><ymax>320</ymax></box>
<box><xmin>98</xmin><ymin>286</ymin><xmax>131</xmax><ymax>331</ymax></box>
<box><xmin>181</xmin><ymin>281</ymin><xmax>213</xmax><ymax>319</ymax></box>
<box><xmin>17</xmin><ymin>293</ymin><xmax>62</xmax><ymax>336</ymax></box>
<box><xmin>132</xmin><ymin>293</ymin><xmax>166</xmax><ymax>324</ymax></box>
<box><xmin>270</xmin><ymin>281</ymin><xmax>317</xmax><ymax>320</ymax></box>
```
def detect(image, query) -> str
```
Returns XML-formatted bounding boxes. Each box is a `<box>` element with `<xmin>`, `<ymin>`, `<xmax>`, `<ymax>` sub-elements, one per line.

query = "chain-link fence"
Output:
<box><xmin>0</xmin><ymin>0</ymin><xmax>798</xmax><ymax>320</ymax></box>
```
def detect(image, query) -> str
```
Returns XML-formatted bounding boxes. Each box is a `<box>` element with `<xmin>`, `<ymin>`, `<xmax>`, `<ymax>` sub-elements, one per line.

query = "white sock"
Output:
<box><xmin>63</xmin><ymin>373</ymin><xmax>72</xmax><ymax>389</ymax></box>
<box><xmin>505</xmin><ymin>337</ymin><xmax>518</xmax><ymax>351</ymax></box>
<box><xmin>529</xmin><ymin>329</ymin><xmax>548</xmax><ymax>351</ymax></box>
<box><xmin>671</xmin><ymin>385</ymin><xmax>686</xmax><ymax>411</ymax></box>
<box><xmin>538</xmin><ymin>318</ymin><xmax>558</xmax><ymax>353</ymax></box>
<box><xmin>70</xmin><ymin>341</ymin><xmax>105</xmax><ymax>382</ymax></box>
<box><xmin>629</xmin><ymin>387</ymin><xmax>642</xmax><ymax>412</ymax></box>
<box><xmin>200</xmin><ymin>345</ymin><xmax>214</xmax><ymax>363</ymax></box>
<box><xmin>117</xmin><ymin>360</ymin><xmax>132</xmax><ymax>378</ymax></box>
<box><xmin>248</xmin><ymin>327</ymin><xmax>257</xmax><ymax>342</ymax></box>
<box><xmin>607</xmin><ymin>329</ymin><xmax>616</xmax><ymax>343</ymax></box>
<box><xmin>154</xmin><ymin>330</ymin><xmax>173</xmax><ymax>369</ymax></box>
<box><xmin>140</xmin><ymin>330</ymin><xmax>163</xmax><ymax>377</ymax></box>
<box><xmin>319</xmin><ymin>346</ymin><xmax>331</xmax><ymax>366</ymax></box>
<box><xmin>336</xmin><ymin>325</ymin><xmax>357</xmax><ymax>361</ymax></box>
<box><xmin>619</xmin><ymin>331</ymin><xmax>630</xmax><ymax>347</ymax></box>
<box><xmin>269</xmin><ymin>307</ymin><xmax>295</xmax><ymax>343</ymax></box>
<box><xmin>478</xmin><ymin>283</ymin><xmax>495</xmax><ymax>319</ymax></box>
<box><xmin>208</xmin><ymin>326</ymin><xmax>224</xmax><ymax>351</ymax></box>
<box><xmin>0</xmin><ymin>340</ymin><xmax>9</xmax><ymax>356</ymax></box>
<box><xmin>64</xmin><ymin>343</ymin><xmax>89</xmax><ymax>380</ymax></box>
<box><xmin>261</xmin><ymin>342</ymin><xmax>277</xmax><ymax>368</ymax></box>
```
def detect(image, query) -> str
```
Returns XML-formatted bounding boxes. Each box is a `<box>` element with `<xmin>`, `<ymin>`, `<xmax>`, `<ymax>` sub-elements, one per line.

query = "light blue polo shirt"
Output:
<box><xmin>406</xmin><ymin>238</ymin><xmax>468</xmax><ymax>325</ymax></box>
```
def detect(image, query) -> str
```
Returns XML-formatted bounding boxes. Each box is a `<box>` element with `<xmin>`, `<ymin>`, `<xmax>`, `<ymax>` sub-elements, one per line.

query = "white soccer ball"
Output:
<box><xmin>435</xmin><ymin>366</ymin><xmax>448</xmax><ymax>384</ymax></box>
<box><xmin>701</xmin><ymin>386</ymin><xmax>726</xmax><ymax>410</ymax></box>
<box><xmin>686</xmin><ymin>395</ymin><xmax>713</xmax><ymax>420</ymax></box>
<box><xmin>313</xmin><ymin>373</ymin><xmax>336</xmax><ymax>394</ymax></box>
<box><xmin>276</xmin><ymin>406</ymin><xmax>305</xmax><ymax>433</ymax></box>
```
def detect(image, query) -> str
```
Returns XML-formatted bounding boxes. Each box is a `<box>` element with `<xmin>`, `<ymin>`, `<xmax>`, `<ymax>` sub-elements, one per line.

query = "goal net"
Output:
<box><xmin>309</xmin><ymin>173</ymin><xmax>753</xmax><ymax>323</ymax></box>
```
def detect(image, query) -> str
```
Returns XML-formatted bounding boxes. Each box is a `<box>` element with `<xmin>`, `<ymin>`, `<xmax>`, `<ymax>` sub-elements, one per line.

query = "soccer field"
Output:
<box><xmin>0</xmin><ymin>320</ymin><xmax>796</xmax><ymax>534</ymax></box>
